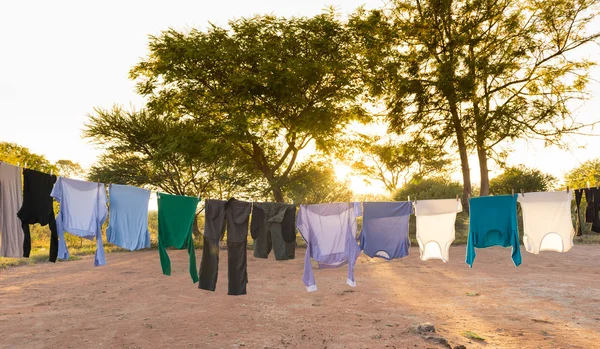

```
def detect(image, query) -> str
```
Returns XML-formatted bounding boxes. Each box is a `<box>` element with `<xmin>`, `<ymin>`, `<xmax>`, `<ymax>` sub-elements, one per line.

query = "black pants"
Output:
<box><xmin>199</xmin><ymin>236</ymin><xmax>249</xmax><ymax>296</ymax></box>
<box><xmin>198</xmin><ymin>237</ymin><xmax>220</xmax><ymax>291</ymax></box>
<box><xmin>22</xmin><ymin>214</ymin><xmax>58</xmax><ymax>261</ymax></box>
<box><xmin>17</xmin><ymin>169</ymin><xmax>58</xmax><ymax>262</ymax></box>
<box><xmin>575</xmin><ymin>189</ymin><xmax>583</xmax><ymax>237</ymax></box>
<box><xmin>592</xmin><ymin>188</ymin><xmax>600</xmax><ymax>233</ymax></box>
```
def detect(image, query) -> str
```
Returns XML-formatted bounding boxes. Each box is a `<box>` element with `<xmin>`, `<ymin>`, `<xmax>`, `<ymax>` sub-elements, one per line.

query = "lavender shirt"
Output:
<box><xmin>51</xmin><ymin>177</ymin><xmax>108</xmax><ymax>266</ymax></box>
<box><xmin>360</xmin><ymin>202</ymin><xmax>412</xmax><ymax>260</ymax></box>
<box><xmin>296</xmin><ymin>202</ymin><xmax>362</xmax><ymax>292</ymax></box>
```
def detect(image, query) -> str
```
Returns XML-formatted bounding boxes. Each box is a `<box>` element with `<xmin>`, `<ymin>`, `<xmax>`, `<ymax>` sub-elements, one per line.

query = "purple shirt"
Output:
<box><xmin>296</xmin><ymin>202</ymin><xmax>362</xmax><ymax>292</ymax></box>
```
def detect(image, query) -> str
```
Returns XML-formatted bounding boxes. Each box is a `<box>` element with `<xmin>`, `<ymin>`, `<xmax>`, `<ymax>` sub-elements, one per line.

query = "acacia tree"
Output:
<box><xmin>0</xmin><ymin>142</ymin><xmax>58</xmax><ymax>173</ymax></box>
<box><xmin>351</xmin><ymin>0</ymin><xmax>600</xmax><ymax>205</ymax></box>
<box><xmin>85</xmin><ymin>107</ymin><xmax>260</xmax><ymax>199</ymax></box>
<box><xmin>85</xmin><ymin>108</ymin><xmax>265</xmax><ymax>236</ymax></box>
<box><xmin>55</xmin><ymin>159</ymin><xmax>84</xmax><ymax>178</ymax></box>
<box><xmin>350</xmin><ymin>2</ymin><xmax>475</xmax><ymax>210</ymax></box>
<box><xmin>346</xmin><ymin>133</ymin><xmax>451</xmax><ymax>193</ymax></box>
<box><xmin>461</xmin><ymin>0</ymin><xmax>600</xmax><ymax>195</ymax></box>
<box><xmin>129</xmin><ymin>12</ymin><xmax>367</xmax><ymax>202</ymax></box>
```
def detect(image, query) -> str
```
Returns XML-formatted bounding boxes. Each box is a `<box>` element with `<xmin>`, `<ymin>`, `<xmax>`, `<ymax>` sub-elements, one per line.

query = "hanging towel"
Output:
<box><xmin>157</xmin><ymin>192</ymin><xmax>199</xmax><ymax>283</ymax></box>
<box><xmin>51</xmin><ymin>177</ymin><xmax>108</xmax><ymax>266</ymax></box>
<box><xmin>251</xmin><ymin>202</ymin><xmax>296</xmax><ymax>261</ymax></box>
<box><xmin>17</xmin><ymin>168</ymin><xmax>58</xmax><ymax>261</ymax></box>
<box><xmin>359</xmin><ymin>201</ymin><xmax>412</xmax><ymax>260</ymax></box>
<box><xmin>296</xmin><ymin>202</ymin><xmax>362</xmax><ymax>292</ymax></box>
<box><xmin>0</xmin><ymin>162</ymin><xmax>24</xmax><ymax>258</ymax></box>
<box><xmin>414</xmin><ymin>199</ymin><xmax>462</xmax><ymax>262</ymax></box>
<box><xmin>518</xmin><ymin>191</ymin><xmax>574</xmax><ymax>254</ymax></box>
<box><xmin>106</xmin><ymin>184</ymin><xmax>151</xmax><ymax>251</ymax></box>
<box><xmin>466</xmin><ymin>195</ymin><xmax>521</xmax><ymax>267</ymax></box>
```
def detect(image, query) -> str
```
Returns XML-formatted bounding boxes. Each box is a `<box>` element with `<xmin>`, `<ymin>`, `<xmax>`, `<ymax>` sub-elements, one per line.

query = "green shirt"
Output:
<box><xmin>157</xmin><ymin>192</ymin><xmax>199</xmax><ymax>283</ymax></box>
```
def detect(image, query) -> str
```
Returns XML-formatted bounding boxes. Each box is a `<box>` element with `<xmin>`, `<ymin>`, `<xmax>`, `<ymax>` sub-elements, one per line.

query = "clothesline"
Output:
<box><xmin>11</xmin><ymin>160</ymin><xmax>589</xmax><ymax>205</ymax></box>
<box><xmin>1</xmin><ymin>160</ymin><xmax>598</xmax><ymax>296</ymax></box>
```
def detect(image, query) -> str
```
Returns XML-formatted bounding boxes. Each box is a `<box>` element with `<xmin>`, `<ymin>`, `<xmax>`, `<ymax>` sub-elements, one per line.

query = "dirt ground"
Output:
<box><xmin>1</xmin><ymin>245</ymin><xmax>600</xmax><ymax>349</ymax></box>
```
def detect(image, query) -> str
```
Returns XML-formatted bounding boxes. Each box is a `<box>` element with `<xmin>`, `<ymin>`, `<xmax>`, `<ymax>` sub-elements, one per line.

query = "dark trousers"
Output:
<box><xmin>198</xmin><ymin>238</ymin><xmax>248</xmax><ymax>295</ymax></box>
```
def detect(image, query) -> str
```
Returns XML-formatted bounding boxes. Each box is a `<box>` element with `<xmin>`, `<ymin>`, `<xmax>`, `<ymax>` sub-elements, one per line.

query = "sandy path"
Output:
<box><xmin>1</xmin><ymin>245</ymin><xmax>599</xmax><ymax>349</ymax></box>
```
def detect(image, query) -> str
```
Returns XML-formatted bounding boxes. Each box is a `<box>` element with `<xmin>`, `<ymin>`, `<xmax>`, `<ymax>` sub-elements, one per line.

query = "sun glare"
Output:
<box><xmin>333</xmin><ymin>162</ymin><xmax>388</xmax><ymax>196</ymax></box>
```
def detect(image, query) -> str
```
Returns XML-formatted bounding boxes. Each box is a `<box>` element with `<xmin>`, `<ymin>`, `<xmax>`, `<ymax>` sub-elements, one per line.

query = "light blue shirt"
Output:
<box><xmin>107</xmin><ymin>184</ymin><xmax>151</xmax><ymax>251</ymax></box>
<box><xmin>51</xmin><ymin>177</ymin><xmax>108</xmax><ymax>266</ymax></box>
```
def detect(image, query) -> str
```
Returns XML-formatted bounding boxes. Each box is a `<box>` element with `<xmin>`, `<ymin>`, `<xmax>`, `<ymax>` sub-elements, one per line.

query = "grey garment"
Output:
<box><xmin>199</xmin><ymin>199</ymin><xmax>226</xmax><ymax>291</ymax></box>
<box><xmin>199</xmin><ymin>198</ymin><xmax>252</xmax><ymax>295</ymax></box>
<box><xmin>225</xmin><ymin>198</ymin><xmax>252</xmax><ymax>243</ymax></box>
<box><xmin>203</xmin><ymin>199</ymin><xmax>227</xmax><ymax>240</ymax></box>
<box><xmin>251</xmin><ymin>202</ymin><xmax>296</xmax><ymax>261</ymax></box>
<box><xmin>0</xmin><ymin>162</ymin><xmax>24</xmax><ymax>258</ymax></box>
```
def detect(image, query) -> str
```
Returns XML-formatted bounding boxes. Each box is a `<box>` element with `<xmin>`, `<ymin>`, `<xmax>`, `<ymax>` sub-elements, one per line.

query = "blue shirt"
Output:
<box><xmin>51</xmin><ymin>177</ymin><xmax>108</xmax><ymax>266</ymax></box>
<box><xmin>466</xmin><ymin>195</ymin><xmax>521</xmax><ymax>267</ymax></box>
<box><xmin>107</xmin><ymin>184</ymin><xmax>151</xmax><ymax>251</ymax></box>
<box><xmin>360</xmin><ymin>202</ymin><xmax>412</xmax><ymax>260</ymax></box>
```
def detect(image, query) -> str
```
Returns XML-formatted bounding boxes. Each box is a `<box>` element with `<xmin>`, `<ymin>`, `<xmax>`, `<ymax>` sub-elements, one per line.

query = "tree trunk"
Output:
<box><xmin>449</xmin><ymin>103</ymin><xmax>472</xmax><ymax>213</ymax></box>
<box><xmin>477</xmin><ymin>142</ymin><xmax>490</xmax><ymax>196</ymax></box>
<box><xmin>272</xmin><ymin>186</ymin><xmax>285</xmax><ymax>203</ymax></box>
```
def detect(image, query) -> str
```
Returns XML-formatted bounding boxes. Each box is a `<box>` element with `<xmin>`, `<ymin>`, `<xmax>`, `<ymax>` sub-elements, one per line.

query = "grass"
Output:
<box><xmin>462</xmin><ymin>331</ymin><xmax>486</xmax><ymax>341</ymax></box>
<box><xmin>0</xmin><ymin>244</ymin><xmax>127</xmax><ymax>268</ymax></box>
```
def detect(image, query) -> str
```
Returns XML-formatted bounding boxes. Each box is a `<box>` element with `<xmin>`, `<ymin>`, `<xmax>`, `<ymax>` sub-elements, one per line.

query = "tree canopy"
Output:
<box><xmin>489</xmin><ymin>165</ymin><xmax>556</xmax><ymax>195</ymax></box>
<box><xmin>350</xmin><ymin>0</ymin><xmax>600</xmax><ymax>208</ymax></box>
<box><xmin>393</xmin><ymin>177</ymin><xmax>463</xmax><ymax>201</ymax></box>
<box><xmin>345</xmin><ymin>132</ymin><xmax>451</xmax><ymax>193</ymax></box>
<box><xmin>85</xmin><ymin>107</ymin><xmax>259</xmax><ymax>199</ymax></box>
<box><xmin>121</xmin><ymin>12</ymin><xmax>368</xmax><ymax>202</ymax></box>
<box><xmin>564</xmin><ymin>158</ymin><xmax>600</xmax><ymax>189</ymax></box>
<box><xmin>0</xmin><ymin>142</ymin><xmax>58</xmax><ymax>173</ymax></box>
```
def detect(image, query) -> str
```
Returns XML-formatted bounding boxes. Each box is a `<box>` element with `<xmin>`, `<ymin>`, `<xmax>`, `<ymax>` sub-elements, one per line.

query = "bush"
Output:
<box><xmin>489</xmin><ymin>165</ymin><xmax>556</xmax><ymax>195</ymax></box>
<box><xmin>393</xmin><ymin>177</ymin><xmax>463</xmax><ymax>201</ymax></box>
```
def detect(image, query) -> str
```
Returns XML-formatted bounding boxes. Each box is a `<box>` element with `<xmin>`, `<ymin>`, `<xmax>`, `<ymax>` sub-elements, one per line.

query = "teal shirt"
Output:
<box><xmin>466</xmin><ymin>195</ymin><xmax>521</xmax><ymax>267</ymax></box>
<box><xmin>157</xmin><ymin>193</ymin><xmax>200</xmax><ymax>283</ymax></box>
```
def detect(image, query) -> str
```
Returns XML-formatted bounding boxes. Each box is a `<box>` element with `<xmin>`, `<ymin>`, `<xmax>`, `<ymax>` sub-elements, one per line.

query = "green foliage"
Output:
<box><xmin>85</xmin><ymin>107</ymin><xmax>261</xmax><ymax>199</ymax></box>
<box><xmin>0</xmin><ymin>142</ymin><xmax>57</xmax><ymax>173</ymax></box>
<box><xmin>55</xmin><ymin>159</ymin><xmax>84</xmax><ymax>178</ymax></box>
<box><xmin>350</xmin><ymin>0</ymin><xmax>600</xmax><ymax>197</ymax></box>
<box><xmin>489</xmin><ymin>165</ymin><xmax>556</xmax><ymax>195</ymax></box>
<box><xmin>283</xmin><ymin>161</ymin><xmax>353</xmax><ymax>204</ymax></box>
<box><xmin>393</xmin><ymin>177</ymin><xmax>463</xmax><ymax>201</ymax></box>
<box><xmin>345</xmin><ymin>133</ymin><xmax>451</xmax><ymax>193</ymax></box>
<box><xmin>564</xmin><ymin>158</ymin><xmax>600</xmax><ymax>188</ymax></box>
<box><xmin>125</xmin><ymin>12</ymin><xmax>368</xmax><ymax>201</ymax></box>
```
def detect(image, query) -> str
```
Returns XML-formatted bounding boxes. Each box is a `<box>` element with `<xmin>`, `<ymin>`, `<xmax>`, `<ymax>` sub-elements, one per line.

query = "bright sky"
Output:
<box><xmin>1</xmin><ymin>0</ymin><xmax>599</xmax><ymax>197</ymax></box>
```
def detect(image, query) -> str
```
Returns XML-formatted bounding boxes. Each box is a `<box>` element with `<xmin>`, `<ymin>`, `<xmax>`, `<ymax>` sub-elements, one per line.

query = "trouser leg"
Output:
<box><xmin>199</xmin><ymin>236</ymin><xmax>220</xmax><ymax>291</ymax></box>
<box><xmin>227</xmin><ymin>241</ymin><xmax>247</xmax><ymax>295</ymax></box>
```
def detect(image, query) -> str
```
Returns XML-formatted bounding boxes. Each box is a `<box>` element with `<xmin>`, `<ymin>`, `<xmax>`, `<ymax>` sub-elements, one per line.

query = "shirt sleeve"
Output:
<box><xmin>50</xmin><ymin>177</ymin><xmax>70</xmax><ymax>260</ymax></box>
<box><xmin>466</xmin><ymin>228</ymin><xmax>476</xmax><ymax>268</ymax></box>
<box><xmin>93</xmin><ymin>183</ymin><xmax>107</xmax><ymax>266</ymax></box>
<box><xmin>297</xmin><ymin>207</ymin><xmax>317</xmax><ymax>292</ymax></box>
